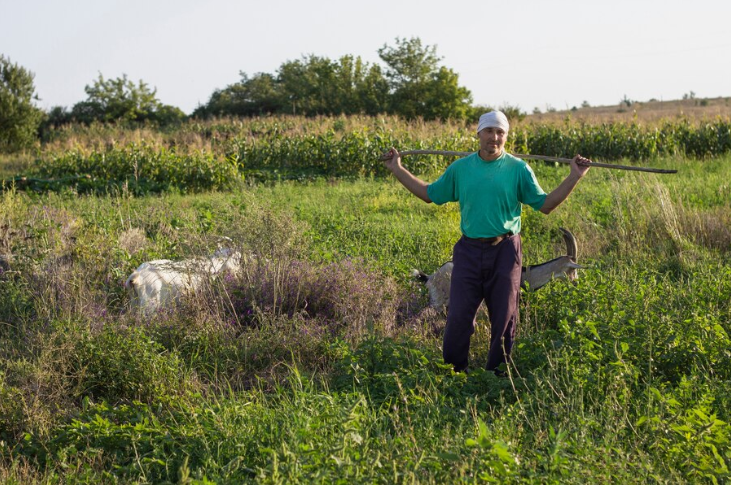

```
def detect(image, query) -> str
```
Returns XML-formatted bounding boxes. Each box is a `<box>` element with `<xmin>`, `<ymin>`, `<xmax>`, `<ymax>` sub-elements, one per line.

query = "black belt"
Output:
<box><xmin>464</xmin><ymin>232</ymin><xmax>513</xmax><ymax>245</ymax></box>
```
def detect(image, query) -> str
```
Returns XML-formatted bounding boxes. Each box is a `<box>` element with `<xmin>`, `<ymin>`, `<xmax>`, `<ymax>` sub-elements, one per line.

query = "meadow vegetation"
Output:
<box><xmin>0</xmin><ymin>115</ymin><xmax>730</xmax><ymax>483</ymax></box>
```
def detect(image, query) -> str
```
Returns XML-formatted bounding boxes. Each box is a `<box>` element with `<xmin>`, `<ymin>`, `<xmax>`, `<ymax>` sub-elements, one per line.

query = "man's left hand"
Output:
<box><xmin>571</xmin><ymin>154</ymin><xmax>592</xmax><ymax>178</ymax></box>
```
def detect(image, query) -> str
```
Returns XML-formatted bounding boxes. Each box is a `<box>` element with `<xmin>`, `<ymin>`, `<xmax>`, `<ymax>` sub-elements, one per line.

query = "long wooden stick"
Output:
<box><xmin>382</xmin><ymin>150</ymin><xmax>678</xmax><ymax>174</ymax></box>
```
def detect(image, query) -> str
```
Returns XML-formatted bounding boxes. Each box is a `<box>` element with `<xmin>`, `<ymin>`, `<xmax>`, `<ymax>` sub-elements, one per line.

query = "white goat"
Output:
<box><xmin>413</xmin><ymin>228</ymin><xmax>584</xmax><ymax>310</ymax></box>
<box><xmin>125</xmin><ymin>247</ymin><xmax>243</xmax><ymax>313</ymax></box>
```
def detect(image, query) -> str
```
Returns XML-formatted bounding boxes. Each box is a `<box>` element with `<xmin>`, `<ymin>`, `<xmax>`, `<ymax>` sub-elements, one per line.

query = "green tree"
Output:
<box><xmin>378</xmin><ymin>37</ymin><xmax>472</xmax><ymax>120</ymax></box>
<box><xmin>193</xmin><ymin>72</ymin><xmax>282</xmax><ymax>118</ymax></box>
<box><xmin>0</xmin><ymin>54</ymin><xmax>44</xmax><ymax>152</ymax></box>
<box><xmin>70</xmin><ymin>73</ymin><xmax>185</xmax><ymax>125</ymax></box>
<box><xmin>152</xmin><ymin>104</ymin><xmax>187</xmax><ymax>126</ymax></box>
<box><xmin>277</xmin><ymin>55</ymin><xmax>388</xmax><ymax>116</ymax></box>
<box><xmin>423</xmin><ymin>66</ymin><xmax>473</xmax><ymax>120</ymax></box>
<box><xmin>354</xmin><ymin>62</ymin><xmax>390</xmax><ymax>115</ymax></box>
<box><xmin>38</xmin><ymin>105</ymin><xmax>73</xmax><ymax>142</ymax></box>
<box><xmin>378</xmin><ymin>37</ymin><xmax>439</xmax><ymax>88</ymax></box>
<box><xmin>278</xmin><ymin>55</ymin><xmax>344</xmax><ymax>115</ymax></box>
<box><xmin>334</xmin><ymin>55</ymin><xmax>389</xmax><ymax>115</ymax></box>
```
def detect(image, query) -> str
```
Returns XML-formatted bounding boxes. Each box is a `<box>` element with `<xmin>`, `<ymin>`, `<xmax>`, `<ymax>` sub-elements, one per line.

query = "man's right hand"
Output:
<box><xmin>384</xmin><ymin>147</ymin><xmax>401</xmax><ymax>173</ymax></box>
<box><xmin>381</xmin><ymin>147</ymin><xmax>431</xmax><ymax>203</ymax></box>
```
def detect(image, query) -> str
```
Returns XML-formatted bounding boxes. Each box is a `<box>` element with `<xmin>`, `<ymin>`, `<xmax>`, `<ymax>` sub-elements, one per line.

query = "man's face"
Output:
<box><xmin>478</xmin><ymin>126</ymin><xmax>507</xmax><ymax>160</ymax></box>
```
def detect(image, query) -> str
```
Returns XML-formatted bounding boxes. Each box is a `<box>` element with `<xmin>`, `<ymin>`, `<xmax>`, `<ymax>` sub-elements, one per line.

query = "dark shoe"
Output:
<box><xmin>493</xmin><ymin>369</ymin><xmax>507</xmax><ymax>378</ymax></box>
<box><xmin>454</xmin><ymin>366</ymin><xmax>469</xmax><ymax>374</ymax></box>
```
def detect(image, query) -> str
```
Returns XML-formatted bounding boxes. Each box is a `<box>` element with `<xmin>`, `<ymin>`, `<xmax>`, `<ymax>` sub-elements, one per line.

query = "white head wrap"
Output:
<box><xmin>477</xmin><ymin>111</ymin><xmax>509</xmax><ymax>134</ymax></box>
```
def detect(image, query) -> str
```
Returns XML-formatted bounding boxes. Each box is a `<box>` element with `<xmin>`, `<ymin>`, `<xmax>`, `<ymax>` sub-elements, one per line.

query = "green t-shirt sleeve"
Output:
<box><xmin>518</xmin><ymin>163</ymin><xmax>547</xmax><ymax>211</ymax></box>
<box><xmin>427</xmin><ymin>164</ymin><xmax>458</xmax><ymax>206</ymax></box>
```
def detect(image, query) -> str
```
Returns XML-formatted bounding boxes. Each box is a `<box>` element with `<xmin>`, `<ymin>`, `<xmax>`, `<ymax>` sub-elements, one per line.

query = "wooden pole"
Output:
<box><xmin>381</xmin><ymin>150</ymin><xmax>678</xmax><ymax>174</ymax></box>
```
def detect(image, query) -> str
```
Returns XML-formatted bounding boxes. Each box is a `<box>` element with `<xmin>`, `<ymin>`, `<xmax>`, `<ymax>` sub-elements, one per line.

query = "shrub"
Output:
<box><xmin>71</xmin><ymin>325</ymin><xmax>196</xmax><ymax>404</ymax></box>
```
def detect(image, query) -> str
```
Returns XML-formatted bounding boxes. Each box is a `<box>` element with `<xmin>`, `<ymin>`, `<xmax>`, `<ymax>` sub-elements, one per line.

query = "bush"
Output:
<box><xmin>71</xmin><ymin>325</ymin><xmax>196</xmax><ymax>404</ymax></box>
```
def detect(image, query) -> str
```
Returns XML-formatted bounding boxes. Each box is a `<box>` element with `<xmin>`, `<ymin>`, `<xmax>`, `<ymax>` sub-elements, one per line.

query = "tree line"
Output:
<box><xmin>192</xmin><ymin>38</ymin><xmax>473</xmax><ymax>120</ymax></box>
<box><xmin>1</xmin><ymin>38</ymin><xmax>487</xmax><ymax>153</ymax></box>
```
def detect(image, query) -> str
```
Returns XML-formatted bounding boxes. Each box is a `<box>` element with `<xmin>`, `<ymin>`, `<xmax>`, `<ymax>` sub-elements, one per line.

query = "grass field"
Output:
<box><xmin>0</xmin><ymin>116</ymin><xmax>730</xmax><ymax>483</ymax></box>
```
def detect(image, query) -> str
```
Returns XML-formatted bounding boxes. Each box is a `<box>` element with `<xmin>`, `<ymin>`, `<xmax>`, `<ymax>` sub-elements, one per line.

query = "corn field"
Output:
<box><xmin>8</xmin><ymin>115</ymin><xmax>731</xmax><ymax>193</ymax></box>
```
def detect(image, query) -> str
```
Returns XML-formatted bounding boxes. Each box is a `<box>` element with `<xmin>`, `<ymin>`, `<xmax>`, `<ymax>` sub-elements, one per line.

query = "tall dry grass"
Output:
<box><xmin>528</xmin><ymin>96</ymin><xmax>731</xmax><ymax>125</ymax></box>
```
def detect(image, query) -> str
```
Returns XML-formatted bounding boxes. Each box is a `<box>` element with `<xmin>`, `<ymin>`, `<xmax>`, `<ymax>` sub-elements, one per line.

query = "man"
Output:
<box><xmin>384</xmin><ymin>110</ymin><xmax>591</xmax><ymax>375</ymax></box>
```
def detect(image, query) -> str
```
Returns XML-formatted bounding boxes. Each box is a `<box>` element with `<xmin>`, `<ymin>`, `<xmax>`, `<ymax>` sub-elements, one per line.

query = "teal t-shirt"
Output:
<box><xmin>426</xmin><ymin>152</ymin><xmax>547</xmax><ymax>238</ymax></box>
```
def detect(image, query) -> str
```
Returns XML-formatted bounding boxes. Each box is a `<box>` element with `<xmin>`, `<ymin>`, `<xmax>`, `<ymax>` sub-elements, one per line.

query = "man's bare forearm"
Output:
<box><xmin>383</xmin><ymin>148</ymin><xmax>432</xmax><ymax>203</ymax></box>
<box><xmin>390</xmin><ymin>165</ymin><xmax>432</xmax><ymax>203</ymax></box>
<box><xmin>540</xmin><ymin>173</ymin><xmax>581</xmax><ymax>214</ymax></box>
<box><xmin>540</xmin><ymin>155</ymin><xmax>591</xmax><ymax>214</ymax></box>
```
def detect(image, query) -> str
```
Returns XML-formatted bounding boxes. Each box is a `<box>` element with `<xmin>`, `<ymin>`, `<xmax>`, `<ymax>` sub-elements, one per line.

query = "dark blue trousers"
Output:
<box><xmin>442</xmin><ymin>235</ymin><xmax>522</xmax><ymax>372</ymax></box>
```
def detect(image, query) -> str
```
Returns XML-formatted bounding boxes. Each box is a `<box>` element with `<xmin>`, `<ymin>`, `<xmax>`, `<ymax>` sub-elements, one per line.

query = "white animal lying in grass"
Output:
<box><xmin>413</xmin><ymin>228</ymin><xmax>584</xmax><ymax>310</ymax></box>
<box><xmin>125</xmin><ymin>247</ymin><xmax>243</xmax><ymax>313</ymax></box>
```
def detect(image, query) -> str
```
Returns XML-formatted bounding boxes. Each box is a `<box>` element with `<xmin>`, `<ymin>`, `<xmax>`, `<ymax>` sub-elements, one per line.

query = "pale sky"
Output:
<box><xmin>2</xmin><ymin>0</ymin><xmax>730</xmax><ymax>115</ymax></box>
